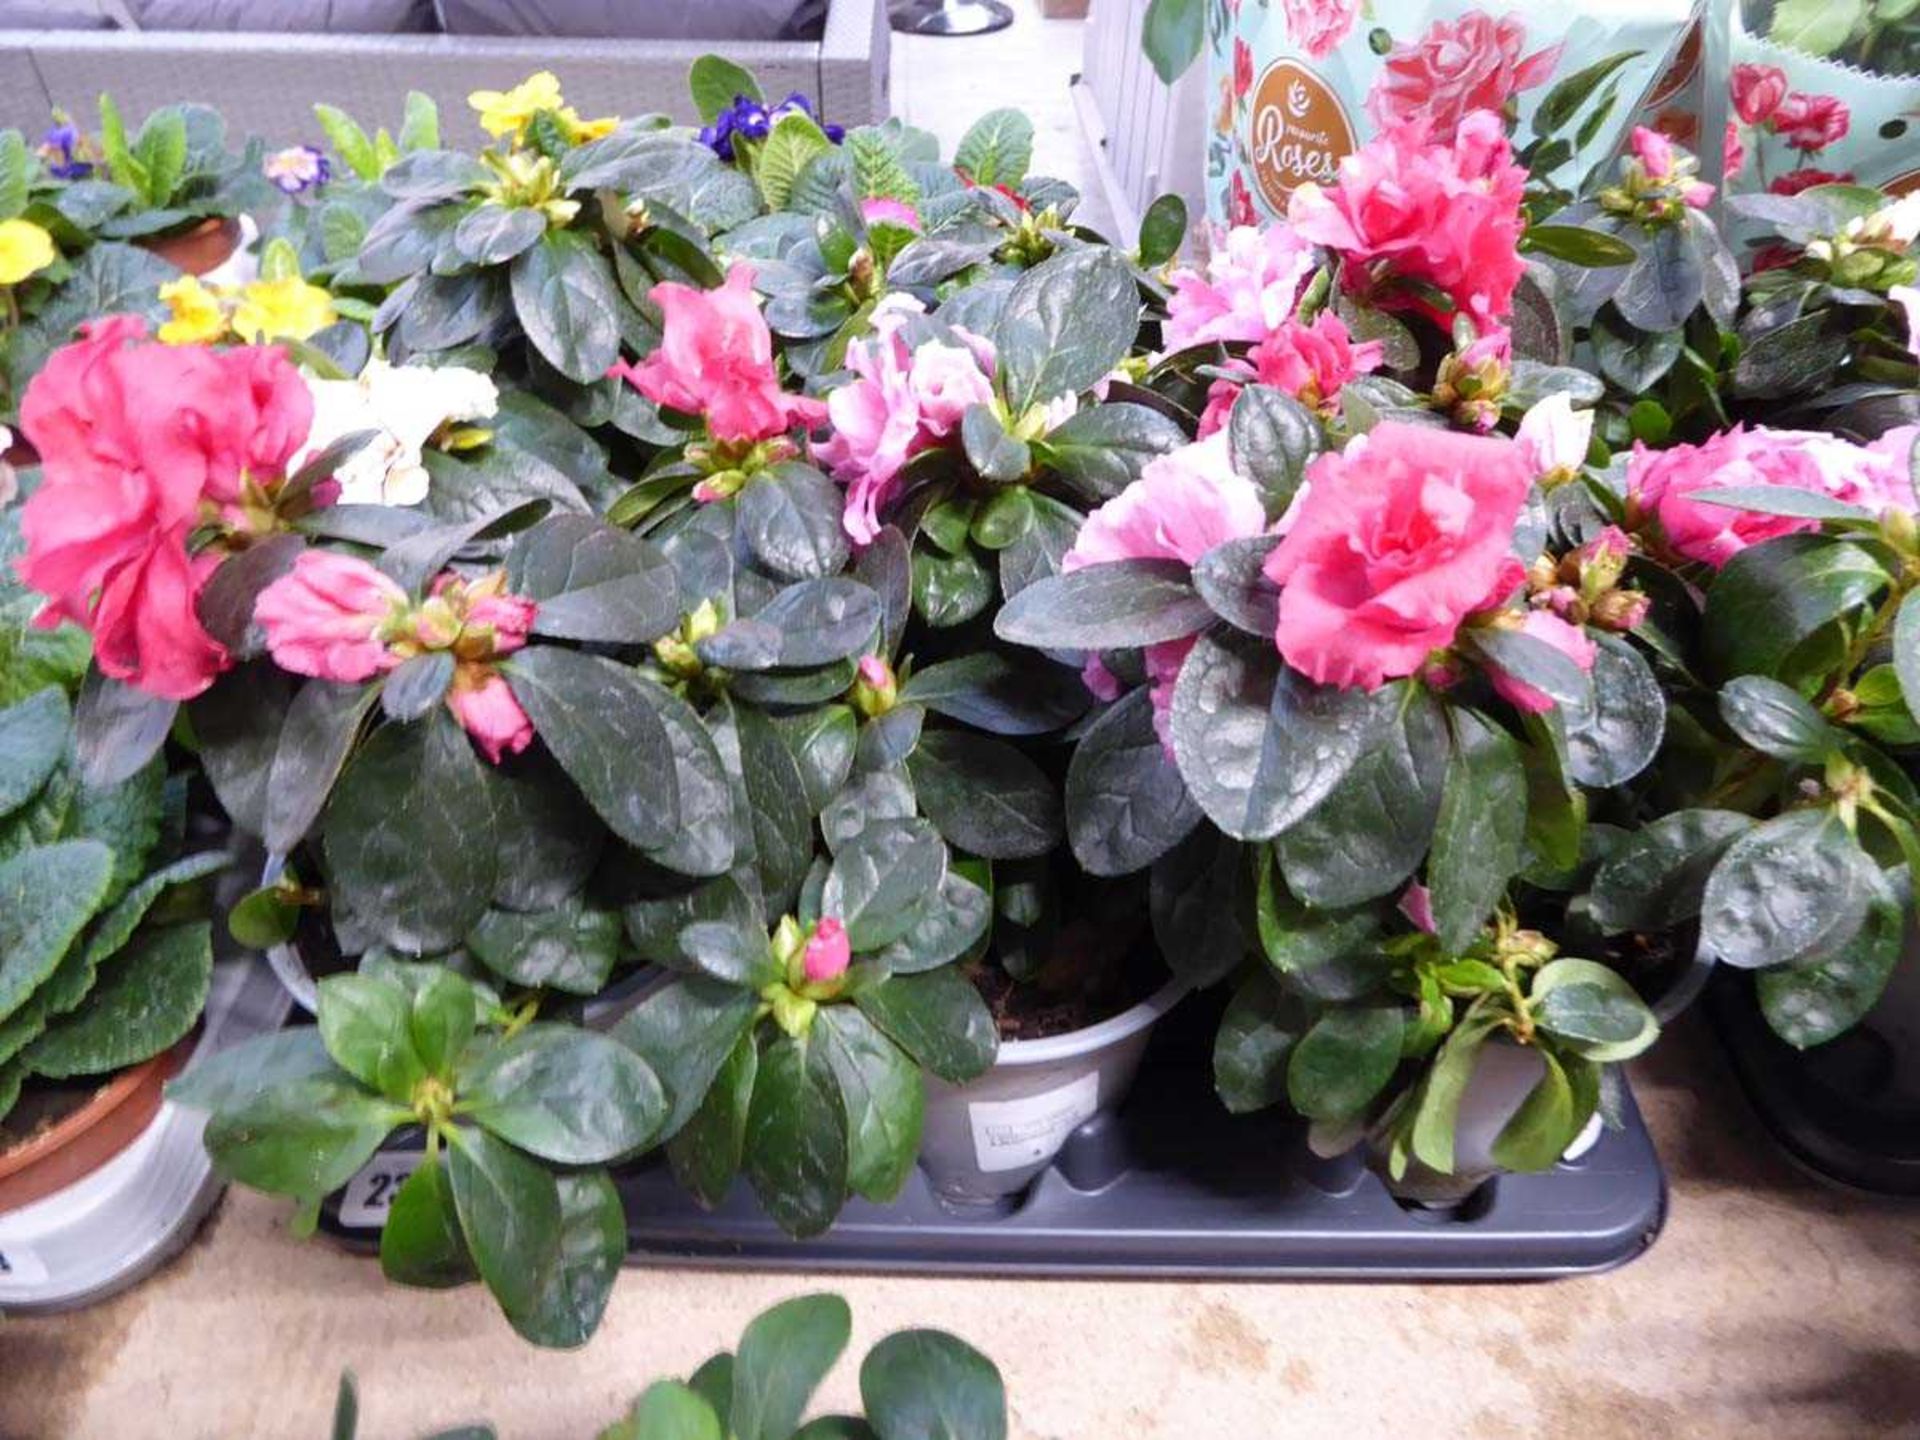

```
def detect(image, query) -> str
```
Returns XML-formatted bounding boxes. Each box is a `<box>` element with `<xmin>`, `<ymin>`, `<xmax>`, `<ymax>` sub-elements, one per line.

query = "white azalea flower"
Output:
<box><xmin>1516</xmin><ymin>392</ymin><xmax>1594</xmax><ymax>483</ymax></box>
<box><xmin>0</xmin><ymin>424</ymin><xmax>16</xmax><ymax>507</ymax></box>
<box><xmin>300</xmin><ymin>359</ymin><xmax>500</xmax><ymax>507</ymax></box>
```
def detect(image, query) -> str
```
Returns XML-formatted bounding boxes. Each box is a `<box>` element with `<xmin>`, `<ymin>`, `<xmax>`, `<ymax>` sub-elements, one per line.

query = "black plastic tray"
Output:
<box><xmin>1707</xmin><ymin>967</ymin><xmax>1920</xmax><ymax>1196</ymax></box>
<box><xmin>319</xmin><ymin>998</ymin><xmax>1667</xmax><ymax>1279</ymax></box>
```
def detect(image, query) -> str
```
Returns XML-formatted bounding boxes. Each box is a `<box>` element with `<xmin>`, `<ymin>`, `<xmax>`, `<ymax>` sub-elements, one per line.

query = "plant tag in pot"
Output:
<box><xmin>967</xmin><ymin>1071</ymin><xmax>1101</xmax><ymax>1173</ymax></box>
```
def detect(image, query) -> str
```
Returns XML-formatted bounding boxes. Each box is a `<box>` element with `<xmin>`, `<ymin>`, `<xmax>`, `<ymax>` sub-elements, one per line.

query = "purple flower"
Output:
<box><xmin>264</xmin><ymin>145</ymin><xmax>331</xmax><ymax>196</ymax></box>
<box><xmin>38</xmin><ymin>117</ymin><xmax>92</xmax><ymax>181</ymax></box>
<box><xmin>698</xmin><ymin>91</ymin><xmax>844</xmax><ymax>161</ymax></box>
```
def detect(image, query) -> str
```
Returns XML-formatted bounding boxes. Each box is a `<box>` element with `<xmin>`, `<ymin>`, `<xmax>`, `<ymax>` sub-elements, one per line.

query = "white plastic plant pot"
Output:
<box><xmin>260</xmin><ymin>851</ymin><xmax>320</xmax><ymax>1014</ymax></box>
<box><xmin>916</xmin><ymin>977</ymin><xmax>1187</xmax><ymax>1204</ymax></box>
<box><xmin>0</xmin><ymin>956</ymin><xmax>292</xmax><ymax>1314</ymax></box>
<box><xmin>1373</xmin><ymin>1039</ymin><xmax>1603</xmax><ymax>1208</ymax></box>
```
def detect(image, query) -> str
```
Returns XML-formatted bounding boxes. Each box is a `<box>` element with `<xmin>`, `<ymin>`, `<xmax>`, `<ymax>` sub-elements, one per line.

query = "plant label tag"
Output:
<box><xmin>967</xmin><ymin>1071</ymin><xmax>1100</xmax><ymax>1174</ymax></box>
<box><xmin>337</xmin><ymin>1152</ymin><xmax>424</xmax><ymax>1229</ymax></box>
<box><xmin>0</xmin><ymin>1242</ymin><xmax>50</xmax><ymax>1285</ymax></box>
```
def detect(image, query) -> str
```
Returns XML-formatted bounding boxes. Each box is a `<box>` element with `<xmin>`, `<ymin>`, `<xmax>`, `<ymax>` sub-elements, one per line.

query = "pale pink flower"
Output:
<box><xmin>1065</xmin><ymin>431</ymin><xmax>1268</xmax><ymax>746</ymax></box>
<box><xmin>1162</xmin><ymin>224</ymin><xmax>1317</xmax><ymax>352</ymax></box>
<box><xmin>1515</xmin><ymin>393</ymin><xmax>1593</xmax><ymax>480</ymax></box>
<box><xmin>1198</xmin><ymin>310</ymin><xmax>1386</xmax><ymax>435</ymax></box>
<box><xmin>1264</xmin><ymin>422</ymin><xmax>1531</xmax><ymax>690</ymax></box>
<box><xmin>861</xmin><ymin>197</ymin><xmax>921</xmax><ymax>230</ymax></box>
<box><xmin>1281</xmin><ymin>0</ymin><xmax>1359</xmax><ymax>59</ymax></box>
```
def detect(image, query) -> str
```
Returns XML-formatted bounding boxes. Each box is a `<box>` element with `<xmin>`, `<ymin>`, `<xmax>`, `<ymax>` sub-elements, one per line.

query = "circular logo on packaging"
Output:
<box><xmin>1248</xmin><ymin>59</ymin><xmax>1355</xmax><ymax>215</ymax></box>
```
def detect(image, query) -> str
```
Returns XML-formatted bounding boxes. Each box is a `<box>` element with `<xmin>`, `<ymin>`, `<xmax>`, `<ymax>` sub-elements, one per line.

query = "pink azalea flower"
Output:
<box><xmin>1162</xmin><ymin>224</ymin><xmax>1317</xmax><ymax>352</ymax></box>
<box><xmin>1724</xmin><ymin>121</ymin><xmax>1745</xmax><ymax>182</ymax></box>
<box><xmin>803</xmin><ymin>917</ymin><xmax>851</xmax><ymax>983</ymax></box>
<box><xmin>1627</xmin><ymin>425</ymin><xmax>1920</xmax><ymax>568</ymax></box>
<box><xmin>1065</xmin><ymin>431</ymin><xmax>1268</xmax><ymax>745</ymax></box>
<box><xmin>15</xmin><ymin>317</ymin><xmax>316</xmax><ymax>700</ymax></box>
<box><xmin>1366</xmin><ymin>12</ymin><xmax>1562</xmax><ymax>143</ymax></box>
<box><xmin>814</xmin><ymin>302</ymin><xmax>996</xmax><ymax>544</ymax></box>
<box><xmin>254</xmin><ymin>551</ymin><xmax>408</xmax><ymax>682</ymax></box>
<box><xmin>1398</xmin><ymin>881</ymin><xmax>1436</xmax><ymax>934</ymax></box>
<box><xmin>1288</xmin><ymin>110</ymin><xmax>1528</xmax><ymax>330</ymax></box>
<box><xmin>1629</xmin><ymin>127</ymin><xmax>1713</xmax><ymax>208</ymax></box>
<box><xmin>448</xmin><ymin>670</ymin><xmax>534</xmax><ymax>764</ymax></box>
<box><xmin>1485</xmin><ymin>610</ymin><xmax>1597</xmax><ymax>715</ymax></box>
<box><xmin>610</xmin><ymin>264</ymin><xmax>825</xmax><ymax>444</ymax></box>
<box><xmin>1263</xmin><ymin>421</ymin><xmax>1531</xmax><ymax>690</ymax></box>
<box><xmin>1197</xmin><ymin>310</ymin><xmax>1386</xmax><ymax>435</ymax></box>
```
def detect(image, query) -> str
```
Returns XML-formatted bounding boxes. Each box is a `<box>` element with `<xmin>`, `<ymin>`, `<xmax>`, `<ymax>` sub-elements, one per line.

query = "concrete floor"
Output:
<box><xmin>7</xmin><ymin>1014</ymin><xmax>1920</xmax><ymax>1438</ymax></box>
<box><xmin>893</xmin><ymin>0</ymin><xmax>1117</xmax><ymax>236</ymax></box>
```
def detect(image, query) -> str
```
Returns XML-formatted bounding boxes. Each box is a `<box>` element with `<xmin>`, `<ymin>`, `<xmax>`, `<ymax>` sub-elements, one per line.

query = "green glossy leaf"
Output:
<box><xmin>689</xmin><ymin>54</ymin><xmax>764</xmax><ymax>123</ymax></box>
<box><xmin>1698</xmin><ymin>810</ymin><xmax>1879</xmax><ymax>969</ymax></box>
<box><xmin>446</xmin><ymin>1126</ymin><xmax>562</xmax><ymax>1327</ymax></box>
<box><xmin>1286</xmin><ymin>1006</ymin><xmax>1404</xmax><ymax>1123</ymax></box>
<box><xmin>732</xmin><ymin>1292</ymin><xmax>853</xmax><ymax>1440</ymax></box>
<box><xmin>511</xmin><ymin>230</ymin><xmax>621</xmax><ymax>385</ymax></box>
<box><xmin>1065</xmin><ymin>686</ymin><xmax>1203</xmax><ymax>876</ymax></box>
<box><xmin>1757</xmin><ymin>877</ymin><xmax>1904</xmax><ymax>1049</ymax></box>
<box><xmin>994</xmin><ymin>248</ymin><xmax>1139</xmax><ymax>414</ymax></box>
<box><xmin>203</xmin><ymin>1076</ymin><xmax>403</xmax><ymax>1201</ymax></box>
<box><xmin>316</xmin><ymin>973</ymin><xmax>426</xmax><ymax>1102</ymax></box>
<box><xmin>906</xmin><ymin>730</ymin><xmax>1062</xmax><ymax>861</ymax></box>
<box><xmin>742</xmin><ymin>1033</ymin><xmax>849</xmax><ymax>1238</ymax></box>
<box><xmin>462</xmin><ymin>1022</ymin><xmax>667</xmax><ymax>1164</ymax></box>
<box><xmin>738</xmin><ymin>464</ymin><xmax>851</xmax><ymax>582</ymax></box>
<box><xmin>816</xmin><ymin>1005</ymin><xmax>923</xmax><ymax>1203</ymax></box>
<box><xmin>1427</xmin><ymin>710</ymin><xmax>1528</xmax><ymax>954</ymax></box>
<box><xmin>1141</xmin><ymin>0</ymin><xmax>1204</xmax><ymax>82</ymax></box>
<box><xmin>855</xmin><ymin>968</ymin><xmax>998</xmax><ymax>1084</ymax></box>
<box><xmin>1586</xmin><ymin>809</ymin><xmax>1754</xmax><ymax>934</ymax></box>
<box><xmin>322</xmin><ymin>711</ymin><xmax>497</xmax><ymax>954</ymax></box>
<box><xmin>954</xmin><ymin>108</ymin><xmax>1033</xmax><ymax>187</ymax></box>
<box><xmin>666</xmin><ymin>1029</ymin><xmax>757</xmax><ymax>1208</ymax></box>
<box><xmin>504</xmin><ymin>1170</ymin><xmax>627</xmax><ymax>1350</ymax></box>
<box><xmin>1718</xmin><ymin>675</ymin><xmax>1844</xmax><ymax>763</ymax></box>
<box><xmin>860</xmin><ymin>1329</ymin><xmax>1008</xmax><ymax>1440</ymax></box>
<box><xmin>1214</xmin><ymin>972</ymin><xmax>1308</xmax><ymax>1115</ymax></box>
<box><xmin>821</xmin><ymin>819</ymin><xmax>948</xmax><ymax>950</ymax></box>
<box><xmin>380</xmin><ymin>1153</ymin><xmax>477</xmax><ymax>1290</ymax></box>
<box><xmin>1704</xmin><ymin>536</ymin><xmax>1889</xmax><ymax>682</ymax></box>
<box><xmin>467</xmin><ymin>897</ymin><xmax>621</xmax><ymax>996</ymax></box>
<box><xmin>1228</xmin><ymin>386</ymin><xmax>1323</xmax><ymax>519</ymax></box>
<box><xmin>611</xmin><ymin>976</ymin><xmax>762</xmax><ymax>1141</ymax></box>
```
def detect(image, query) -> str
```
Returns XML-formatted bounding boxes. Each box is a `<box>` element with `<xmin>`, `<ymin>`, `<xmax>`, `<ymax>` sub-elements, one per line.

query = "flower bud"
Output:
<box><xmin>803</xmin><ymin>917</ymin><xmax>851</xmax><ymax>985</ymax></box>
<box><xmin>850</xmin><ymin>654</ymin><xmax>898</xmax><ymax>718</ymax></box>
<box><xmin>1882</xmin><ymin>506</ymin><xmax>1918</xmax><ymax>556</ymax></box>
<box><xmin>1589</xmin><ymin>587</ymin><xmax>1651</xmax><ymax>632</ymax></box>
<box><xmin>1575</xmin><ymin>526</ymin><xmax>1632</xmax><ymax>595</ymax></box>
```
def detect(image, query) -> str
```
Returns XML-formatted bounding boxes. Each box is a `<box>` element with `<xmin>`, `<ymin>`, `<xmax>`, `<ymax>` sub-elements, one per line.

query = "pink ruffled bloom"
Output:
<box><xmin>1288</xmin><ymin>110</ymin><xmax>1528</xmax><ymax>330</ymax></box>
<box><xmin>610</xmin><ymin>264</ymin><xmax>825</xmax><ymax>445</ymax></box>
<box><xmin>1198</xmin><ymin>310</ymin><xmax>1386</xmax><ymax>436</ymax></box>
<box><xmin>1628</xmin><ymin>425</ymin><xmax>1920</xmax><ymax>569</ymax></box>
<box><xmin>1770</xmin><ymin>93</ymin><xmax>1849</xmax><ymax>152</ymax></box>
<box><xmin>15</xmin><ymin>316</ymin><xmax>315</xmax><ymax>700</ymax></box>
<box><xmin>1263</xmin><ymin>421</ymin><xmax>1531</xmax><ymax>690</ymax></box>
<box><xmin>1366</xmin><ymin>11</ymin><xmax>1562</xmax><ymax>142</ymax></box>
<box><xmin>1162</xmin><ymin>224</ymin><xmax>1317</xmax><ymax>352</ymax></box>
<box><xmin>1281</xmin><ymin>0</ymin><xmax>1359</xmax><ymax>59</ymax></box>
<box><xmin>448</xmin><ymin>671</ymin><xmax>534</xmax><ymax>764</ymax></box>
<box><xmin>1064</xmin><ymin>431</ymin><xmax>1268</xmax><ymax>744</ymax></box>
<box><xmin>1486</xmin><ymin>610</ymin><xmax>1597</xmax><ymax>715</ymax></box>
<box><xmin>1724</xmin><ymin>121</ymin><xmax>1745</xmax><ymax>182</ymax></box>
<box><xmin>1731</xmin><ymin>63</ymin><xmax>1787</xmax><ymax>126</ymax></box>
<box><xmin>814</xmin><ymin>303</ymin><xmax>996</xmax><ymax>544</ymax></box>
<box><xmin>803</xmin><ymin>917</ymin><xmax>851</xmax><ymax>983</ymax></box>
<box><xmin>254</xmin><ymin>551</ymin><xmax>407</xmax><ymax>682</ymax></box>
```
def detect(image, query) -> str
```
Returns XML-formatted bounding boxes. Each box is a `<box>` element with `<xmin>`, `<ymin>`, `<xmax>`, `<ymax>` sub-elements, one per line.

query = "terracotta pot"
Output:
<box><xmin>0</xmin><ymin>1040</ymin><xmax>193</xmax><ymax>1217</ymax></box>
<box><xmin>138</xmin><ymin>216</ymin><xmax>242</xmax><ymax>277</ymax></box>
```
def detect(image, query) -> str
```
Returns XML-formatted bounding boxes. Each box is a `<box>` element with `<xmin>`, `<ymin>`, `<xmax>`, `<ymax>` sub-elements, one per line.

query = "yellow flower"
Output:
<box><xmin>0</xmin><ymin>218</ymin><xmax>57</xmax><ymax>286</ymax></box>
<box><xmin>231</xmin><ymin>276</ymin><xmax>338</xmax><ymax>344</ymax></box>
<box><xmin>158</xmin><ymin>275</ymin><xmax>229</xmax><ymax>345</ymax></box>
<box><xmin>561</xmin><ymin>107</ymin><xmax>619</xmax><ymax>144</ymax></box>
<box><xmin>469</xmin><ymin>71</ymin><xmax>565</xmax><ymax>141</ymax></box>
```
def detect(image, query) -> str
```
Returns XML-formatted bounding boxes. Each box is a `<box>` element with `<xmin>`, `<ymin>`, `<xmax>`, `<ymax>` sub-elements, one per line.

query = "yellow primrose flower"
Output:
<box><xmin>469</xmin><ymin>71</ymin><xmax>565</xmax><ymax>141</ymax></box>
<box><xmin>231</xmin><ymin>276</ymin><xmax>338</xmax><ymax>344</ymax></box>
<box><xmin>158</xmin><ymin>275</ymin><xmax>229</xmax><ymax>345</ymax></box>
<box><xmin>561</xmin><ymin>107</ymin><xmax>619</xmax><ymax>143</ymax></box>
<box><xmin>0</xmin><ymin>218</ymin><xmax>57</xmax><ymax>286</ymax></box>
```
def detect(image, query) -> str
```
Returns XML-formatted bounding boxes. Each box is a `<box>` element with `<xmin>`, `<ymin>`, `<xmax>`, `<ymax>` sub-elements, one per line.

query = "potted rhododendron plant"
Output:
<box><xmin>2</xmin><ymin>16</ymin><xmax>1917</xmax><ymax>1347</ymax></box>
